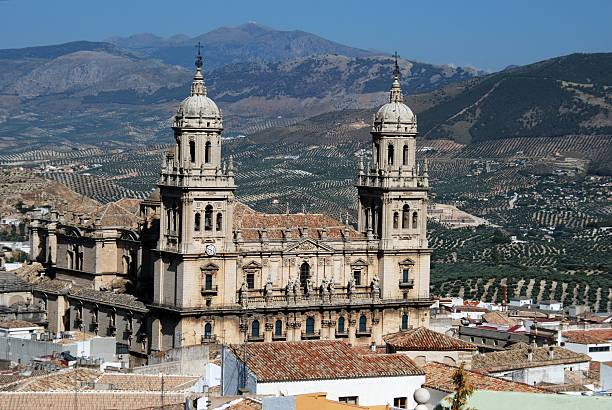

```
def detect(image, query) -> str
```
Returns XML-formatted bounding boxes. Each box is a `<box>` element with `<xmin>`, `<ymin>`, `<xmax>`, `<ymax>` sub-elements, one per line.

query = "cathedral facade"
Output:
<box><xmin>29</xmin><ymin>51</ymin><xmax>431</xmax><ymax>360</ymax></box>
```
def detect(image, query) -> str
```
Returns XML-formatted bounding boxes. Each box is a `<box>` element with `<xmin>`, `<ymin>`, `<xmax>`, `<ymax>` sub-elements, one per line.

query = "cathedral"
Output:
<box><xmin>28</xmin><ymin>50</ymin><xmax>431</xmax><ymax>363</ymax></box>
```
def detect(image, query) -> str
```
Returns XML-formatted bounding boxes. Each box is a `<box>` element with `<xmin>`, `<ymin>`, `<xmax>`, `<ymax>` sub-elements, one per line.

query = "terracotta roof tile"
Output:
<box><xmin>422</xmin><ymin>362</ymin><xmax>546</xmax><ymax>394</ymax></box>
<box><xmin>472</xmin><ymin>346</ymin><xmax>591</xmax><ymax>373</ymax></box>
<box><xmin>0</xmin><ymin>391</ymin><xmax>190</xmax><ymax>409</ymax></box>
<box><xmin>563</xmin><ymin>329</ymin><xmax>612</xmax><ymax>344</ymax></box>
<box><xmin>229</xmin><ymin>340</ymin><xmax>423</xmax><ymax>382</ymax></box>
<box><xmin>384</xmin><ymin>327</ymin><xmax>477</xmax><ymax>351</ymax></box>
<box><xmin>482</xmin><ymin>312</ymin><xmax>518</xmax><ymax>327</ymax></box>
<box><xmin>0</xmin><ymin>320</ymin><xmax>40</xmax><ymax>329</ymax></box>
<box><xmin>96</xmin><ymin>373</ymin><xmax>199</xmax><ymax>391</ymax></box>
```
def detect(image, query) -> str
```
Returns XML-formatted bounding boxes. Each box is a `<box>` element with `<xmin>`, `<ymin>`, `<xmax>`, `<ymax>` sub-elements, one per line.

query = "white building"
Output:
<box><xmin>601</xmin><ymin>361</ymin><xmax>612</xmax><ymax>392</ymax></box>
<box><xmin>222</xmin><ymin>340</ymin><xmax>425</xmax><ymax>408</ymax></box>
<box><xmin>509</xmin><ymin>297</ymin><xmax>532</xmax><ymax>307</ymax></box>
<box><xmin>538</xmin><ymin>300</ymin><xmax>562</xmax><ymax>311</ymax></box>
<box><xmin>0</xmin><ymin>320</ymin><xmax>43</xmax><ymax>339</ymax></box>
<box><xmin>563</xmin><ymin>329</ymin><xmax>612</xmax><ymax>362</ymax></box>
<box><xmin>471</xmin><ymin>345</ymin><xmax>591</xmax><ymax>385</ymax></box>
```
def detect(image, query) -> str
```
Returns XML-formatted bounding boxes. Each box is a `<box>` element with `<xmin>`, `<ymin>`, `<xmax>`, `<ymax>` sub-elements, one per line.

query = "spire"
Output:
<box><xmin>389</xmin><ymin>51</ymin><xmax>404</xmax><ymax>103</ymax></box>
<box><xmin>191</xmin><ymin>42</ymin><xmax>207</xmax><ymax>96</ymax></box>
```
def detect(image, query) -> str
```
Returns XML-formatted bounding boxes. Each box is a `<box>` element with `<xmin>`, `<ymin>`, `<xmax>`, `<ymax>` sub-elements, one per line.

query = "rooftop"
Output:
<box><xmin>0</xmin><ymin>320</ymin><xmax>41</xmax><ymax>330</ymax></box>
<box><xmin>228</xmin><ymin>340</ymin><xmax>423</xmax><ymax>383</ymax></box>
<box><xmin>563</xmin><ymin>329</ymin><xmax>612</xmax><ymax>344</ymax></box>
<box><xmin>384</xmin><ymin>327</ymin><xmax>477</xmax><ymax>351</ymax></box>
<box><xmin>471</xmin><ymin>346</ymin><xmax>591</xmax><ymax>373</ymax></box>
<box><xmin>422</xmin><ymin>362</ymin><xmax>546</xmax><ymax>394</ymax></box>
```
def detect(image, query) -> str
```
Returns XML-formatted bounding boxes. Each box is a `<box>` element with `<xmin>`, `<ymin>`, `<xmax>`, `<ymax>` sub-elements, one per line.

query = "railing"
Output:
<box><xmin>201</xmin><ymin>334</ymin><xmax>218</xmax><ymax>344</ymax></box>
<box><xmin>356</xmin><ymin>327</ymin><xmax>372</xmax><ymax>337</ymax></box>
<box><xmin>399</xmin><ymin>279</ymin><xmax>415</xmax><ymax>288</ymax></box>
<box><xmin>201</xmin><ymin>285</ymin><xmax>218</xmax><ymax>296</ymax></box>
<box><xmin>247</xmin><ymin>334</ymin><xmax>265</xmax><ymax>342</ymax></box>
<box><xmin>335</xmin><ymin>330</ymin><xmax>349</xmax><ymax>338</ymax></box>
<box><xmin>272</xmin><ymin>332</ymin><xmax>287</xmax><ymax>341</ymax></box>
<box><xmin>301</xmin><ymin>330</ymin><xmax>321</xmax><ymax>340</ymax></box>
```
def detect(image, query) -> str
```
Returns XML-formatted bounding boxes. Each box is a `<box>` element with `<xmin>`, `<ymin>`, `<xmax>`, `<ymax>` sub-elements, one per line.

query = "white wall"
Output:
<box><xmin>491</xmin><ymin>361</ymin><xmax>590</xmax><ymax>385</ymax></box>
<box><xmin>601</xmin><ymin>363</ymin><xmax>612</xmax><ymax>392</ymax></box>
<box><xmin>0</xmin><ymin>328</ymin><xmax>41</xmax><ymax>340</ymax></box>
<box><xmin>256</xmin><ymin>375</ymin><xmax>425</xmax><ymax>408</ymax></box>
<box><xmin>564</xmin><ymin>342</ymin><xmax>612</xmax><ymax>362</ymax></box>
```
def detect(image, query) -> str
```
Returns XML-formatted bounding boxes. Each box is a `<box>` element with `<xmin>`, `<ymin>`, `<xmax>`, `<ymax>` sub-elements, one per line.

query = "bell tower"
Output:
<box><xmin>154</xmin><ymin>47</ymin><xmax>236</xmax><ymax>313</ymax></box>
<box><xmin>355</xmin><ymin>53</ymin><xmax>430</xmax><ymax>301</ymax></box>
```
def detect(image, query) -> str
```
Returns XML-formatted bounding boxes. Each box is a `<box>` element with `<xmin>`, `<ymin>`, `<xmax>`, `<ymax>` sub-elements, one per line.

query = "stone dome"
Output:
<box><xmin>177</xmin><ymin>94</ymin><xmax>220</xmax><ymax>118</ymax></box>
<box><xmin>375</xmin><ymin>100</ymin><xmax>415</xmax><ymax>124</ymax></box>
<box><xmin>372</xmin><ymin>61</ymin><xmax>417</xmax><ymax>133</ymax></box>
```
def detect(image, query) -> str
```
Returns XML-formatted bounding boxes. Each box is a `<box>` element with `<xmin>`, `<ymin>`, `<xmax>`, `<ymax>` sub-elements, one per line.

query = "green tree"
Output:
<box><xmin>446</xmin><ymin>363</ymin><xmax>476</xmax><ymax>410</ymax></box>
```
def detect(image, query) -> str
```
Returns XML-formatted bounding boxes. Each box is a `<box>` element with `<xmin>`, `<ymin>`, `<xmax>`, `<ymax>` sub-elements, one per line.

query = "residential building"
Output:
<box><xmin>221</xmin><ymin>340</ymin><xmax>424</xmax><ymax>408</ymax></box>
<box><xmin>562</xmin><ymin>329</ymin><xmax>612</xmax><ymax>362</ymax></box>
<box><xmin>384</xmin><ymin>326</ymin><xmax>477</xmax><ymax>367</ymax></box>
<box><xmin>471</xmin><ymin>345</ymin><xmax>591</xmax><ymax>385</ymax></box>
<box><xmin>0</xmin><ymin>320</ymin><xmax>43</xmax><ymax>339</ymax></box>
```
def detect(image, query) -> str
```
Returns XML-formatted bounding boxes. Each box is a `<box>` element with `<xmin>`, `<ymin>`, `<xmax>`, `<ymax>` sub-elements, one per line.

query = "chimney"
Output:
<box><xmin>527</xmin><ymin>346</ymin><xmax>533</xmax><ymax>362</ymax></box>
<box><xmin>548</xmin><ymin>346</ymin><xmax>555</xmax><ymax>360</ymax></box>
<box><xmin>370</xmin><ymin>342</ymin><xmax>377</xmax><ymax>352</ymax></box>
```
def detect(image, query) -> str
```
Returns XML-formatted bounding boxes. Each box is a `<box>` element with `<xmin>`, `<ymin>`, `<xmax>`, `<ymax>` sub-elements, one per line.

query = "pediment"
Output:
<box><xmin>285</xmin><ymin>238</ymin><xmax>334</xmax><ymax>254</ymax></box>
<box><xmin>350</xmin><ymin>258</ymin><xmax>368</xmax><ymax>267</ymax></box>
<box><xmin>399</xmin><ymin>257</ymin><xmax>416</xmax><ymax>266</ymax></box>
<box><xmin>243</xmin><ymin>260</ymin><xmax>262</xmax><ymax>269</ymax></box>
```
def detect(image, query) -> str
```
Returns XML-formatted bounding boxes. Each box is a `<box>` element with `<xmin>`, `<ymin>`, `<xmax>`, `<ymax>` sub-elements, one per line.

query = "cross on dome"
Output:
<box><xmin>191</xmin><ymin>43</ymin><xmax>207</xmax><ymax>96</ymax></box>
<box><xmin>389</xmin><ymin>51</ymin><xmax>404</xmax><ymax>103</ymax></box>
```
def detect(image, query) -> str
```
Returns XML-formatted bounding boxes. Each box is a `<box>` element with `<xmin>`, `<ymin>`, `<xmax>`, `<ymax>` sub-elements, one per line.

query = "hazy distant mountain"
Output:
<box><xmin>108</xmin><ymin>22</ymin><xmax>379</xmax><ymax>69</ymax></box>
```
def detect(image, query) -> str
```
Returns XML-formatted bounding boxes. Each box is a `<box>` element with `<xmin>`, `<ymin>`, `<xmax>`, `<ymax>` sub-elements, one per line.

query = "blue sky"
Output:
<box><xmin>0</xmin><ymin>0</ymin><xmax>611</xmax><ymax>71</ymax></box>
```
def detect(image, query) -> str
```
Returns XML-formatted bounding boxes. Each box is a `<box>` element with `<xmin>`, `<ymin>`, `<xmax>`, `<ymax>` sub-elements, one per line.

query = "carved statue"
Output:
<box><xmin>304</xmin><ymin>278</ymin><xmax>312</xmax><ymax>295</ymax></box>
<box><xmin>347</xmin><ymin>277</ymin><xmax>356</xmax><ymax>295</ymax></box>
<box><xmin>239</xmin><ymin>281</ymin><xmax>248</xmax><ymax>305</ymax></box>
<box><xmin>292</xmin><ymin>277</ymin><xmax>299</xmax><ymax>295</ymax></box>
<box><xmin>328</xmin><ymin>280</ymin><xmax>335</xmax><ymax>296</ymax></box>
<box><xmin>371</xmin><ymin>274</ymin><xmax>381</xmax><ymax>298</ymax></box>
<box><xmin>320</xmin><ymin>278</ymin><xmax>329</xmax><ymax>295</ymax></box>
<box><xmin>264</xmin><ymin>276</ymin><xmax>273</xmax><ymax>299</ymax></box>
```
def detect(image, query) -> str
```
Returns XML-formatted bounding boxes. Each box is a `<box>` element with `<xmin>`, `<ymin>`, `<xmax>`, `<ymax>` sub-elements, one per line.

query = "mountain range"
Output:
<box><xmin>0</xmin><ymin>23</ymin><xmax>610</xmax><ymax>160</ymax></box>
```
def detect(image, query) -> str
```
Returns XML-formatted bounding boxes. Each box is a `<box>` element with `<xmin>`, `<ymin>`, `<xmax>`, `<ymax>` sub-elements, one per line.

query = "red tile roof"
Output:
<box><xmin>422</xmin><ymin>362</ymin><xmax>546</xmax><ymax>394</ymax></box>
<box><xmin>563</xmin><ymin>329</ymin><xmax>612</xmax><ymax>344</ymax></box>
<box><xmin>0</xmin><ymin>320</ymin><xmax>40</xmax><ymax>329</ymax></box>
<box><xmin>228</xmin><ymin>340</ymin><xmax>423</xmax><ymax>383</ymax></box>
<box><xmin>472</xmin><ymin>346</ymin><xmax>591</xmax><ymax>373</ymax></box>
<box><xmin>384</xmin><ymin>327</ymin><xmax>477</xmax><ymax>352</ymax></box>
<box><xmin>0</xmin><ymin>391</ymin><xmax>190</xmax><ymax>409</ymax></box>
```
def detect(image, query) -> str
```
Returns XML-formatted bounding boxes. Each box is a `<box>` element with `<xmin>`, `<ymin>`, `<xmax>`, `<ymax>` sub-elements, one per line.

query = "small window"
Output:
<box><xmin>470</xmin><ymin>337</ymin><xmax>475</xmax><ymax>343</ymax></box>
<box><xmin>204</xmin><ymin>274</ymin><xmax>213</xmax><ymax>290</ymax></box>
<box><xmin>246</xmin><ymin>273</ymin><xmax>255</xmax><ymax>289</ymax></box>
<box><xmin>305</xmin><ymin>317</ymin><xmax>315</xmax><ymax>335</ymax></box>
<box><xmin>393</xmin><ymin>212</ymin><xmax>399</xmax><ymax>229</ymax></box>
<box><xmin>403</xmin><ymin>145</ymin><xmax>409</xmax><ymax>166</ymax></box>
<box><xmin>353</xmin><ymin>270</ymin><xmax>361</xmax><ymax>286</ymax></box>
<box><xmin>251</xmin><ymin>320</ymin><xmax>260</xmax><ymax>338</ymax></box>
<box><xmin>401</xmin><ymin>314</ymin><xmax>409</xmax><ymax>330</ymax></box>
<box><xmin>300</xmin><ymin>262</ymin><xmax>310</xmax><ymax>289</ymax></box>
<box><xmin>339</xmin><ymin>397</ymin><xmax>358</xmax><ymax>405</ymax></box>
<box><xmin>387</xmin><ymin>144</ymin><xmax>394</xmax><ymax>165</ymax></box>
<box><xmin>189</xmin><ymin>140</ymin><xmax>195</xmax><ymax>163</ymax></box>
<box><xmin>204</xmin><ymin>323</ymin><xmax>212</xmax><ymax>339</ymax></box>
<box><xmin>204</xmin><ymin>141</ymin><xmax>211</xmax><ymax>163</ymax></box>
<box><xmin>481</xmin><ymin>338</ymin><xmax>486</xmax><ymax>344</ymax></box>
<box><xmin>275</xmin><ymin>320</ymin><xmax>283</xmax><ymax>336</ymax></box>
<box><xmin>402</xmin><ymin>205</ymin><xmax>410</xmax><ymax>228</ymax></box>
<box><xmin>337</xmin><ymin>316</ymin><xmax>345</xmax><ymax>333</ymax></box>
<box><xmin>412</xmin><ymin>211</ymin><xmax>418</xmax><ymax>228</ymax></box>
<box><xmin>402</xmin><ymin>268</ymin><xmax>410</xmax><ymax>283</ymax></box>
<box><xmin>194</xmin><ymin>213</ymin><xmax>201</xmax><ymax>232</ymax></box>
<box><xmin>216</xmin><ymin>212</ymin><xmax>222</xmax><ymax>231</ymax></box>
<box><xmin>394</xmin><ymin>397</ymin><xmax>407</xmax><ymax>409</ymax></box>
<box><xmin>358</xmin><ymin>315</ymin><xmax>367</xmax><ymax>332</ymax></box>
<box><xmin>204</xmin><ymin>205</ymin><xmax>213</xmax><ymax>231</ymax></box>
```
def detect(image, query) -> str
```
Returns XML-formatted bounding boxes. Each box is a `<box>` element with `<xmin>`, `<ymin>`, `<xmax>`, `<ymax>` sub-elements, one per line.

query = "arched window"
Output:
<box><xmin>402</xmin><ymin>205</ymin><xmax>410</xmax><ymax>229</ymax></box>
<box><xmin>176</xmin><ymin>141</ymin><xmax>181</xmax><ymax>161</ymax></box>
<box><xmin>189</xmin><ymin>140</ymin><xmax>195</xmax><ymax>163</ymax></box>
<box><xmin>166</xmin><ymin>209</ymin><xmax>171</xmax><ymax>233</ymax></box>
<box><xmin>403</xmin><ymin>145</ymin><xmax>409</xmax><ymax>166</ymax></box>
<box><xmin>251</xmin><ymin>320</ymin><xmax>260</xmax><ymax>337</ymax></box>
<box><xmin>122</xmin><ymin>255</ymin><xmax>130</xmax><ymax>274</ymax></box>
<box><xmin>194</xmin><ymin>213</ymin><xmax>201</xmax><ymax>232</ymax></box>
<box><xmin>204</xmin><ymin>141</ymin><xmax>211</xmax><ymax>163</ymax></box>
<box><xmin>401</xmin><ymin>314</ymin><xmax>409</xmax><ymax>330</ymax></box>
<box><xmin>374</xmin><ymin>143</ymin><xmax>380</xmax><ymax>165</ymax></box>
<box><xmin>393</xmin><ymin>212</ymin><xmax>399</xmax><ymax>229</ymax></box>
<box><xmin>337</xmin><ymin>316</ymin><xmax>345</xmax><ymax>333</ymax></box>
<box><xmin>305</xmin><ymin>317</ymin><xmax>315</xmax><ymax>335</ymax></box>
<box><xmin>66</xmin><ymin>251</ymin><xmax>74</xmax><ymax>270</ymax></box>
<box><xmin>275</xmin><ymin>320</ymin><xmax>283</xmax><ymax>336</ymax></box>
<box><xmin>359</xmin><ymin>315</ymin><xmax>367</xmax><ymax>332</ymax></box>
<box><xmin>204</xmin><ymin>205</ymin><xmax>213</xmax><ymax>231</ymax></box>
<box><xmin>204</xmin><ymin>323</ymin><xmax>212</xmax><ymax>339</ymax></box>
<box><xmin>388</xmin><ymin>144</ymin><xmax>394</xmax><ymax>165</ymax></box>
<box><xmin>412</xmin><ymin>211</ymin><xmax>418</xmax><ymax>228</ymax></box>
<box><xmin>299</xmin><ymin>262</ymin><xmax>310</xmax><ymax>289</ymax></box>
<box><xmin>216</xmin><ymin>213</ymin><xmax>222</xmax><ymax>231</ymax></box>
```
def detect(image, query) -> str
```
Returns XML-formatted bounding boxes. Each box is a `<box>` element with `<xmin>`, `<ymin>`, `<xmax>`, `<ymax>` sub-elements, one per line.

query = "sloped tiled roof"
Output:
<box><xmin>68</xmin><ymin>287</ymin><xmax>147</xmax><ymax>311</ymax></box>
<box><xmin>482</xmin><ymin>311</ymin><xmax>518</xmax><ymax>327</ymax></box>
<box><xmin>228</xmin><ymin>340</ymin><xmax>423</xmax><ymax>382</ymax></box>
<box><xmin>0</xmin><ymin>320</ymin><xmax>40</xmax><ymax>329</ymax></box>
<box><xmin>94</xmin><ymin>201</ymin><xmax>140</xmax><ymax>228</ymax></box>
<box><xmin>563</xmin><ymin>329</ymin><xmax>612</xmax><ymax>344</ymax></box>
<box><xmin>422</xmin><ymin>362</ymin><xmax>546</xmax><ymax>394</ymax></box>
<box><xmin>0</xmin><ymin>391</ymin><xmax>189</xmax><ymax>409</ymax></box>
<box><xmin>233</xmin><ymin>202</ymin><xmax>362</xmax><ymax>241</ymax></box>
<box><xmin>95</xmin><ymin>373</ymin><xmax>199</xmax><ymax>391</ymax></box>
<box><xmin>472</xmin><ymin>346</ymin><xmax>591</xmax><ymax>373</ymax></box>
<box><xmin>384</xmin><ymin>327</ymin><xmax>477</xmax><ymax>351</ymax></box>
<box><xmin>1</xmin><ymin>368</ymin><xmax>100</xmax><ymax>392</ymax></box>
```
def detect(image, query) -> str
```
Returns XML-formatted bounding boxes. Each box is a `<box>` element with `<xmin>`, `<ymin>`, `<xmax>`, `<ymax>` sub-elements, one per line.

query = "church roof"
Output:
<box><xmin>233</xmin><ymin>202</ymin><xmax>362</xmax><ymax>240</ymax></box>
